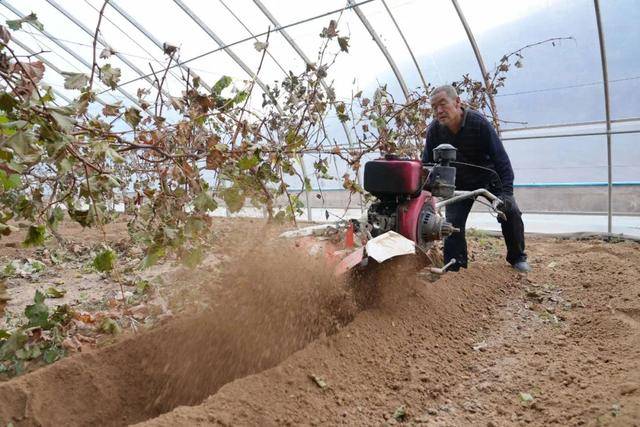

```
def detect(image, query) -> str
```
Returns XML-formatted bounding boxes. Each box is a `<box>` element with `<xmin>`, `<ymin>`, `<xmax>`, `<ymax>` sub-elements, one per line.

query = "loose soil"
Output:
<box><xmin>1</xmin><ymin>222</ymin><xmax>639</xmax><ymax>426</ymax></box>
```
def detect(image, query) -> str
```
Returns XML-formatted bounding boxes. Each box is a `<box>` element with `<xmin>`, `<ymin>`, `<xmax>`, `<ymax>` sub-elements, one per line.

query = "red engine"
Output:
<box><xmin>363</xmin><ymin>158</ymin><xmax>423</xmax><ymax>197</ymax></box>
<box><xmin>363</xmin><ymin>154</ymin><xmax>456</xmax><ymax>251</ymax></box>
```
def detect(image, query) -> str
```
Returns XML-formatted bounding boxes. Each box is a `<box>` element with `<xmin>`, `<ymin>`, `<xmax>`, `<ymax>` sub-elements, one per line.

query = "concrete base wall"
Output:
<box><xmin>508</xmin><ymin>186</ymin><xmax>639</xmax><ymax>214</ymax></box>
<box><xmin>268</xmin><ymin>186</ymin><xmax>640</xmax><ymax>215</ymax></box>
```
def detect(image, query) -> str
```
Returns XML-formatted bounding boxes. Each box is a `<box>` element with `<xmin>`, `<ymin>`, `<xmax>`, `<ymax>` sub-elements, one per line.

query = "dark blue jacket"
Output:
<box><xmin>421</xmin><ymin>108</ymin><xmax>514</xmax><ymax>195</ymax></box>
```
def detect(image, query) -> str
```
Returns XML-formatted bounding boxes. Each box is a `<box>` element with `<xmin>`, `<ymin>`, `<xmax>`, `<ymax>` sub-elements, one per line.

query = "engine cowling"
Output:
<box><xmin>418</xmin><ymin>204</ymin><xmax>456</xmax><ymax>246</ymax></box>
<box><xmin>363</xmin><ymin>157</ymin><xmax>423</xmax><ymax>198</ymax></box>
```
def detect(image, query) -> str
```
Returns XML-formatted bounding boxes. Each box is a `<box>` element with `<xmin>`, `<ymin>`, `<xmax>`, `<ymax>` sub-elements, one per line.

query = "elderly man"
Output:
<box><xmin>422</xmin><ymin>85</ymin><xmax>531</xmax><ymax>273</ymax></box>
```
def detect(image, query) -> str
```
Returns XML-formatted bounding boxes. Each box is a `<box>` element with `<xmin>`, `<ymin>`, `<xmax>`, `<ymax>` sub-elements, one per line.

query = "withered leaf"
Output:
<box><xmin>253</xmin><ymin>41</ymin><xmax>268</xmax><ymax>52</ymax></box>
<box><xmin>99</xmin><ymin>47</ymin><xmax>115</xmax><ymax>59</ymax></box>
<box><xmin>337</xmin><ymin>36</ymin><xmax>349</xmax><ymax>52</ymax></box>
<box><xmin>100</xmin><ymin>64</ymin><xmax>121</xmax><ymax>90</ymax></box>
<box><xmin>61</xmin><ymin>72</ymin><xmax>89</xmax><ymax>90</ymax></box>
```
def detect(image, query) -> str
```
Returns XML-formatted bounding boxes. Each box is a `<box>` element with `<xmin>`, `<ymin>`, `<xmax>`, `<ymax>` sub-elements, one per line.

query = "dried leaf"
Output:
<box><xmin>61</xmin><ymin>72</ymin><xmax>89</xmax><ymax>90</ymax></box>
<box><xmin>99</xmin><ymin>318</ymin><xmax>121</xmax><ymax>334</ymax></box>
<box><xmin>337</xmin><ymin>36</ymin><xmax>349</xmax><ymax>52</ymax></box>
<box><xmin>253</xmin><ymin>41</ymin><xmax>268</xmax><ymax>52</ymax></box>
<box><xmin>99</xmin><ymin>47</ymin><xmax>115</xmax><ymax>59</ymax></box>
<box><xmin>124</xmin><ymin>107</ymin><xmax>142</xmax><ymax>128</ymax></box>
<box><xmin>45</xmin><ymin>286</ymin><xmax>66</xmax><ymax>298</ymax></box>
<box><xmin>73</xmin><ymin>312</ymin><xmax>94</xmax><ymax>323</ymax></box>
<box><xmin>11</xmin><ymin>61</ymin><xmax>45</xmax><ymax>83</ymax></box>
<box><xmin>162</xmin><ymin>43</ymin><xmax>178</xmax><ymax>56</ymax></box>
<box><xmin>102</xmin><ymin>102</ymin><xmax>122</xmax><ymax>117</ymax></box>
<box><xmin>320</xmin><ymin>19</ymin><xmax>338</xmax><ymax>38</ymax></box>
<box><xmin>100</xmin><ymin>64</ymin><xmax>121</xmax><ymax>90</ymax></box>
<box><xmin>137</xmin><ymin>87</ymin><xmax>151</xmax><ymax>99</ymax></box>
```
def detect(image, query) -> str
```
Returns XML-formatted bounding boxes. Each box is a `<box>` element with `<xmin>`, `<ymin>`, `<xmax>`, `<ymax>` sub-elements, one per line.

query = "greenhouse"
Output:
<box><xmin>0</xmin><ymin>1</ymin><xmax>639</xmax><ymax>426</ymax></box>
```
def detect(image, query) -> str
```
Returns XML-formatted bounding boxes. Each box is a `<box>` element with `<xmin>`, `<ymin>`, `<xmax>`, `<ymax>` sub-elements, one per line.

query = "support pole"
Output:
<box><xmin>347</xmin><ymin>0</ymin><xmax>409</xmax><ymax>99</ymax></box>
<box><xmin>593</xmin><ymin>0</ymin><xmax>613</xmax><ymax>234</ymax></box>
<box><xmin>0</xmin><ymin>1</ymin><xmax>144</xmax><ymax>109</ymax></box>
<box><xmin>450</xmin><ymin>0</ymin><xmax>500</xmax><ymax>134</ymax></box>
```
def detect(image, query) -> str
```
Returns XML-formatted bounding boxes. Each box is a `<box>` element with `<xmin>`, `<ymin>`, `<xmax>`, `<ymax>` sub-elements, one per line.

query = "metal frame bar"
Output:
<box><xmin>502</xmin><ymin>116</ymin><xmax>640</xmax><ymax>133</ymax></box>
<box><xmin>224</xmin><ymin>0</ymin><xmax>336</xmax><ymax>220</ymax></box>
<box><xmin>252</xmin><ymin>0</ymin><xmax>312</xmax><ymax>72</ymax></box>
<box><xmin>252</xmin><ymin>0</ymin><xmax>366</xmax><ymax>216</ymax></box>
<box><xmin>594</xmin><ymin>0</ymin><xmax>613</xmax><ymax>233</ymax></box>
<box><xmin>253</xmin><ymin>0</ymin><xmax>367</xmax><ymax>215</ymax></box>
<box><xmin>93</xmin><ymin>0</ymin><xmax>375</xmax><ymax>93</ymax></box>
<box><xmin>10</xmin><ymin>36</ymin><xmax>104</xmax><ymax>105</ymax></box>
<box><xmin>450</xmin><ymin>0</ymin><xmax>500</xmax><ymax>133</ymax></box>
<box><xmin>347</xmin><ymin>0</ymin><xmax>409</xmax><ymax>98</ymax></box>
<box><xmin>327</xmin><ymin>128</ymin><xmax>639</xmax><ymax>149</ymax></box>
<box><xmin>294</xmin><ymin>181</ymin><xmax>640</xmax><ymax>192</ymax></box>
<box><xmin>172</xmin><ymin>0</ymin><xmax>282</xmax><ymax>113</ymax></box>
<box><xmin>515</xmin><ymin>181</ymin><xmax>640</xmax><ymax>188</ymax></box>
<box><xmin>172</xmin><ymin>0</ymin><xmax>321</xmax><ymax>220</ymax></box>
<box><xmin>173</xmin><ymin>0</ymin><xmax>318</xmax><ymax>220</ymax></box>
<box><xmin>107</xmin><ymin>0</ymin><xmax>212</xmax><ymax>93</ymax></box>
<box><xmin>45</xmin><ymin>0</ymin><xmax>172</xmax><ymax>102</ymax></box>
<box><xmin>502</xmin><ymin>129</ymin><xmax>639</xmax><ymax>141</ymax></box>
<box><xmin>380</xmin><ymin>0</ymin><xmax>427</xmax><ymax>90</ymax></box>
<box><xmin>220</xmin><ymin>0</ymin><xmax>288</xmax><ymax>76</ymax></box>
<box><xmin>0</xmin><ymin>1</ymin><xmax>143</xmax><ymax>109</ymax></box>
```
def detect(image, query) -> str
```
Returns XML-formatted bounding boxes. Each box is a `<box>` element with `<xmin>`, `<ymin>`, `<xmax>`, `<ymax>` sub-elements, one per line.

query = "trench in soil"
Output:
<box><xmin>0</xmin><ymin>249</ymin><xmax>514</xmax><ymax>426</ymax></box>
<box><xmin>0</xmin><ymin>241</ymin><xmax>361</xmax><ymax>426</ymax></box>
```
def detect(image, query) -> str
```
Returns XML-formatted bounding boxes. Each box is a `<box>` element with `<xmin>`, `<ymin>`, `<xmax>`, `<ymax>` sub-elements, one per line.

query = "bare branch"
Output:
<box><xmin>89</xmin><ymin>0</ymin><xmax>110</xmax><ymax>90</ymax></box>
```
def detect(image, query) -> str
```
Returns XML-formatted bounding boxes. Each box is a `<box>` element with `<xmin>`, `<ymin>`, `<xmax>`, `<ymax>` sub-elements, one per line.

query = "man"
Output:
<box><xmin>422</xmin><ymin>85</ymin><xmax>531</xmax><ymax>273</ymax></box>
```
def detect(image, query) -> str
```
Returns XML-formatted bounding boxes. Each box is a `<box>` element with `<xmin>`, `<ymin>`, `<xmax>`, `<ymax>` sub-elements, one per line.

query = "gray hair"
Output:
<box><xmin>430</xmin><ymin>85</ymin><xmax>459</xmax><ymax>101</ymax></box>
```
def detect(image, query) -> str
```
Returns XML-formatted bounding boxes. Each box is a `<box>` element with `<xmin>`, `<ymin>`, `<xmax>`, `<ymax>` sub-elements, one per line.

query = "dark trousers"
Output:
<box><xmin>443</xmin><ymin>195</ymin><xmax>527</xmax><ymax>270</ymax></box>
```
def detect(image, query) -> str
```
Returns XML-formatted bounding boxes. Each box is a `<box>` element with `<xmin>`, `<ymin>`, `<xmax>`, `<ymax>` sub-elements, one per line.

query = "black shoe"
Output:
<box><xmin>512</xmin><ymin>261</ymin><xmax>532</xmax><ymax>273</ymax></box>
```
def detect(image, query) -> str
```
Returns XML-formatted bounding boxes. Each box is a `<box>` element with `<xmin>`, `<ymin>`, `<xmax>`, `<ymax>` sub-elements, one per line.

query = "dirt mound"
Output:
<box><xmin>0</xmin><ymin>236</ymin><xmax>355</xmax><ymax>426</ymax></box>
<box><xmin>139</xmin><ymin>261</ymin><xmax>520</xmax><ymax>426</ymax></box>
<box><xmin>2</xmin><ymin>233</ymin><xmax>640</xmax><ymax>426</ymax></box>
<box><xmin>139</xmin><ymin>237</ymin><xmax>640</xmax><ymax>426</ymax></box>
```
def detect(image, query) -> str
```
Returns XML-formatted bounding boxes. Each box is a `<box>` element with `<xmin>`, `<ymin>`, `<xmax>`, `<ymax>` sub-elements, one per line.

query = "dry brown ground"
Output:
<box><xmin>0</xmin><ymin>220</ymin><xmax>639</xmax><ymax>426</ymax></box>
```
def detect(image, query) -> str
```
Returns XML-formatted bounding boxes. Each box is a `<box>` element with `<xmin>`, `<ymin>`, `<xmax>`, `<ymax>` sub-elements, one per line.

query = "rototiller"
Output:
<box><xmin>282</xmin><ymin>144</ymin><xmax>505</xmax><ymax>276</ymax></box>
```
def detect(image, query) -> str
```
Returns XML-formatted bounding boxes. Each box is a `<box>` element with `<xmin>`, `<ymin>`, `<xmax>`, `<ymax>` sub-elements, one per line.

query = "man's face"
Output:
<box><xmin>430</xmin><ymin>91</ymin><xmax>462</xmax><ymax>128</ymax></box>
